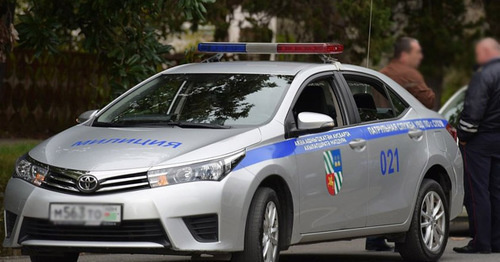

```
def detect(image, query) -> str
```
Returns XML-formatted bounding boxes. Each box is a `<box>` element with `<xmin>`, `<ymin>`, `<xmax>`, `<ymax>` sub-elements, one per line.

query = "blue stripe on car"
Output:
<box><xmin>234</xmin><ymin>118</ymin><xmax>447</xmax><ymax>171</ymax></box>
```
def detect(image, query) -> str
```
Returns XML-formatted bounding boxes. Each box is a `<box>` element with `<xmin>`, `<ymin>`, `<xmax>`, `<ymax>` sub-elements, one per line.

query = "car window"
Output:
<box><xmin>387</xmin><ymin>88</ymin><xmax>409</xmax><ymax>116</ymax></box>
<box><xmin>344</xmin><ymin>75</ymin><xmax>407</xmax><ymax>122</ymax></box>
<box><xmin>292</xmin><ymin>78</ymin><xmax>343</xmax><ymax>127</ymax></box>
<box><xmin>94</xmin><ymin>74</ymin><xmax>294</xmax><ymax>127</ymax></box>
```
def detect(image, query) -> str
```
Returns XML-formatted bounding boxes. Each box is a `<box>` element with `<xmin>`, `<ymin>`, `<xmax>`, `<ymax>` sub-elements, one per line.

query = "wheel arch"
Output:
<box><xmin>422</xmin><ymin>164</ymin><xmax>452</xmax><ymax>208</ymax></box>
<box><xmin>258</xmin><ymin>175</ymin><xmax>294</xmax><ymax>251</ymax></box>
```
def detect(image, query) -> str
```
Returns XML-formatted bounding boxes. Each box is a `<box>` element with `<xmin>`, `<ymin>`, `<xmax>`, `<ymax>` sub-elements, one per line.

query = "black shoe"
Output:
<box><xmin>366</xmin><ymin>242</ymin><xmax>393</xmax><ymax>252</ymax></box>
<box><xmin>453</xmin><ymin>245</ymin><xmax>491</xmax><ymax>254</ymax></box>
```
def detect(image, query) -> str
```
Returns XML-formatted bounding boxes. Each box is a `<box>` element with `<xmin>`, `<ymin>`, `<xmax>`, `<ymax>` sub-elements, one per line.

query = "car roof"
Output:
<box><xmin>165</xmin><ymin>61</ymin><xmax>384</xmax><ymax>77</ymax></box>
<box><xmin>438</xmin><ymin>85</ymin><xmax>468</xmax><ymax>114</ymax></box>
<box><xmin>165</xmin><ymin>61</ymin><xmax>330</xmax><ymax>75</ymax></box>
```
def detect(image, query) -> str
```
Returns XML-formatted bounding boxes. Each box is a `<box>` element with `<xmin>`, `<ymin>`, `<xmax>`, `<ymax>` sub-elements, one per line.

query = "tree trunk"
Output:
<box><xmin>425</xmin><ymin>75</ymin><xmax>443</xmax><ymax>111</ymax></box>
<box><xmin>0</xmin><ymin>62</ymin><xmax>4</xmax><ymax>89</ymax></box>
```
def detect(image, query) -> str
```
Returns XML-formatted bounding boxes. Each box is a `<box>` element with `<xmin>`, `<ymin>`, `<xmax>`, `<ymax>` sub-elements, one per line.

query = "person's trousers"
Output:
<box><xmin>461</xmin><ymin>132</ymin><xmax>500</xmax><ymax>251</ymax></box>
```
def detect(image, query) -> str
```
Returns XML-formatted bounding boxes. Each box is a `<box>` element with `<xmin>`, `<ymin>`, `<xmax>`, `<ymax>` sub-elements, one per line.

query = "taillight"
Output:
<box><xmin>446</xmin><ymin>123</ymin><xmax>458</xmax><ymax>142</ymax></box>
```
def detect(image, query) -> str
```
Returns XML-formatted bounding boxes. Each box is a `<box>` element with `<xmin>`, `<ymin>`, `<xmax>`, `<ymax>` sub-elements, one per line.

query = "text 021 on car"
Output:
<box><xmin>3</xmin><ymin>42</ymin><xmax>464</xmax><ymax>262</ymax></box>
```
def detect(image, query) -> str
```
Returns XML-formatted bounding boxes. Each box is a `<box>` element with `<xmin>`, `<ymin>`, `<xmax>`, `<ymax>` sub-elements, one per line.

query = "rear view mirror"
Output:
<box><xmin>297</xmin><ymin>112</ymin><xmax>335</xmax><ymax>130</ymax></box>
<box><xmin>76</xmin><ymin>110</ymin><xmax>99</xmax><ymax>124</ymax></box>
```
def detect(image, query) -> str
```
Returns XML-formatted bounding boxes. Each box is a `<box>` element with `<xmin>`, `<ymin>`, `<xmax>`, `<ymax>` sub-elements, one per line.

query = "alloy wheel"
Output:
<box><xmin>262</xmin><ymin>201</ymin><xmax>279</xmax><ymax>262</ymax></box>
<box><xmin>420</xmin><ymin>191</ymin><xmax>446</xmax><ymax>252</ymax></box>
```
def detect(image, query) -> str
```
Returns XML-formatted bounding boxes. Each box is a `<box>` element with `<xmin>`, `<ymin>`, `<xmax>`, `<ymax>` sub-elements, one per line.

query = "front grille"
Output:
<box><xmin>42</xmin><ymin>169</ymin><xmax>150</xmax><ymax>195</ymax></box>
<box><xmin>4</xmin><ymin>210</ymin><xmax>17</xmax><ymax>238</ymax></box>
<box><xmin>183</xmin><ymin>214</ymin><xmax>218</xmax><ymax>242</ymax></box>
<box><xmin>19</xmin><ymin>217</ymin><xmax>169</xmax><ymax>245</ymax></box>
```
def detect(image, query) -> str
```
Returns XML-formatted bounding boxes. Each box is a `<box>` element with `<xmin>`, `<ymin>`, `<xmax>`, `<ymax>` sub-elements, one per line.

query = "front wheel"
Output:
<box><xmin>397</xmin><ymin>179</ymin><xmax>449</xmax><ymax>262</ymax></box>
<box><xmin>232</xmin><ymin>187</ymin><xmax>281</xmax><ymax>262</ymax></box>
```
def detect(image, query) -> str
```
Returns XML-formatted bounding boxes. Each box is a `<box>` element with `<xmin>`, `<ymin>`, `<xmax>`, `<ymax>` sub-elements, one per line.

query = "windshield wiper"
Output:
<box><xmin>92</xmin><ymin>122</ymin><xmax>127</xmax><ymax>127</ymax></box>
<box><xmin>167</xmin><ymin>121</ymin><xmax>231</xmax><ymax>129</ymax></box>
<box><xmin>93</xmin><ymin>120</ymin><xmax>230</xmax><ymax>129</ymax></box>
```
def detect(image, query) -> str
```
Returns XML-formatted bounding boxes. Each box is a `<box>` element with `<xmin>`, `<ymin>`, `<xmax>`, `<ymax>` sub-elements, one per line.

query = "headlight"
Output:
<box><xmin>147</xmin><ymin>150</ymin><xmax>245</xmax><ymax>188</ymax></box>
<box><xmin>14</xmin><ymin>155</ymin><xmax>48</xmax><ymax>186</ymax></box>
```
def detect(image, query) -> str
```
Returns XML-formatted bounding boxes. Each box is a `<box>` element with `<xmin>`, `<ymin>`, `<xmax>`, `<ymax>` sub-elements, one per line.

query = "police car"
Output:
<box><xmin>4</xmin><ymin>43</ymin><xmax>464</xmax><ymax>262</ymax></box>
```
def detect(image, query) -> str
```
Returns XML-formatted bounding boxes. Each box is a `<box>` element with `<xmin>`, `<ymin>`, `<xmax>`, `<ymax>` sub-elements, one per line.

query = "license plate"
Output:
<box><xmin>50</xmin><ymin>204</ymin><xmax>122</xmax><ymax>226</ymax></box>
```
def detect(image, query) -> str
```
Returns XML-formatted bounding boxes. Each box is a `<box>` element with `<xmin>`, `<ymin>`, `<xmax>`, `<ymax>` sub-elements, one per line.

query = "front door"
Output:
<box><xmin>292</xmin><ymin>76</ymin><xmax>370</xmax><ymax>233</ymax></box>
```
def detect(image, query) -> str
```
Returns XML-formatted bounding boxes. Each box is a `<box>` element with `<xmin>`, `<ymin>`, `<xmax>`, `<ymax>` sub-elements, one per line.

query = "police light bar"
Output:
<box><xmin>198</xmin><ymin>42</ymin><xmax>344</xmax><ymax>54</ymax></box>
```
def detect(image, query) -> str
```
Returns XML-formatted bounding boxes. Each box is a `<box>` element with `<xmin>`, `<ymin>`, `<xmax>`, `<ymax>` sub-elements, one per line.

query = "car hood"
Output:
<box><xmin>29</xmin><ymin>125</ymin><xmax>261</xmax><ymax>171</ymax></box>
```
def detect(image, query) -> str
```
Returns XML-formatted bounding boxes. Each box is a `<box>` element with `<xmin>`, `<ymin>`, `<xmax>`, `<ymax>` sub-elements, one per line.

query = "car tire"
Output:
<box><xmin>397</xmin><ymin>179</ymin><xmax>449</xmax><ymax>262</ymax></box>
<box><xmin>232</xmin><ymin>187</ymin><xmax>281</xmax><ymax>262</ymax></box>
<box><xmin>30</xmin><ymin>253</ymin><xmax>79</xmax><ymax>262</ymax></box>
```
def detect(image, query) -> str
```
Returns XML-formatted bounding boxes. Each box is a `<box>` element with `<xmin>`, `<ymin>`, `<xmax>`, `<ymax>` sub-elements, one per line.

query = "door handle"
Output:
<box><xmin>349</xmin><ymin>138</ymin><xmax>367</xmax><ymax>150</ymax></box>
<box><xmin>408</xmin><ymin>128</ymin><xmax>424</xmax><ymax>139</ymax></box>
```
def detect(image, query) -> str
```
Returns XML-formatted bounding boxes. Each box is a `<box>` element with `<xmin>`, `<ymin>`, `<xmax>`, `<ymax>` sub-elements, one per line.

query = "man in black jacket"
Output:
<box><xmin>454</xmin><ymin>37</ymin><xmax>500</xmax><ymax>254</ymax></box>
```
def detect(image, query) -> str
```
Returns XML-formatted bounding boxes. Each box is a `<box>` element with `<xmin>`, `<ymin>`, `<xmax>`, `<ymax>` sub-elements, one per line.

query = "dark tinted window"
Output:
<box><xmin>293</xmin><ymin>78</ymin><xmax>343</xmax><ymax>127</ymax></box>
<box><xmin>345</xmin><ymin>75</ymin><xmax>408</xmax><ymax>122</ymax></box>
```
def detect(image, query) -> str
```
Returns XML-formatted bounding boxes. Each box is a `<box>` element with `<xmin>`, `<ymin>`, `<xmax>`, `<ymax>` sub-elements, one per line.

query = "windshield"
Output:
<box><xmin>94</xmin><ymin>74</ymin><xmax>294</xmax><ymax>128</ymax></box>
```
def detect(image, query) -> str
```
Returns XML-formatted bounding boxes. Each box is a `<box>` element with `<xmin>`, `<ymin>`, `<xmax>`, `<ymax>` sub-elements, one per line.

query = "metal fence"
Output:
<box><xmin>0</xmin><ymin>50</ymin><xmax>111</xmax><ymax>138</ymax></box>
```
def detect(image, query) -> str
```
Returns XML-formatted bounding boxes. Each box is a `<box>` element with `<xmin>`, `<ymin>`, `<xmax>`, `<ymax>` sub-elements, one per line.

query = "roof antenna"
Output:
<box><xmin>366</xmin><ymin>0</ymin><xmax>374</xmax><ymax>68</ymax></box>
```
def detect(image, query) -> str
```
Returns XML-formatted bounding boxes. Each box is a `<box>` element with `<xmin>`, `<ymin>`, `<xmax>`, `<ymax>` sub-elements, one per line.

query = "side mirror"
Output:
<box><xmin>76</xmin><ymin>109</ymin><xmax>99</xmax><ymax>124</ymax></box>
<box><xmin>297</xmin><ymin>112</ymin><xmax>335</xmax><ymax>130</ymax></box>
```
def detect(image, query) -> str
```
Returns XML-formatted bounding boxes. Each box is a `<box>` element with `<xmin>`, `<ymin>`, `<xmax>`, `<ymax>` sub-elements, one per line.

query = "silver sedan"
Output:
<box><xmin>4</xmin><ymin>43</ymin><xmax>464</xmax><ymax>262</ymax></box>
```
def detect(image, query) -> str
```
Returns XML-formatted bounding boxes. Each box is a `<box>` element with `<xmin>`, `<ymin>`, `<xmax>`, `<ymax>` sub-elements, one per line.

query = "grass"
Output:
<box><xmin>0</xmin><ymin>140</ymin><xmax>40</xmax><ymax>256</ymax></box>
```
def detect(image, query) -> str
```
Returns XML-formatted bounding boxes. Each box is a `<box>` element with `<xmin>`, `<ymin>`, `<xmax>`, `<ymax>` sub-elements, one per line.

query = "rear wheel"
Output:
<box><xmin>30</xmin><ymin>253</ymin><xmax>79</xmax><ymax>262</ymax></box>
<box><xmin>232</xmin><ymin>187</ymin><xmax>281</xmax><ymax>262</ymax></box>
<box><xmin>397</xmin><ymin>179</ymin><xmax>449</xmax><ymax>262</ymax></box>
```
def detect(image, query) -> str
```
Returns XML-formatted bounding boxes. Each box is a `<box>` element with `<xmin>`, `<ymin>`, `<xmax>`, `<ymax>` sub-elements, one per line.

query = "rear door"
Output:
<box><xmin>288</xmin><ymin>73</ymin><xmax>370</xmax><ymax>233</ymax></box>
<box><xmin>342</xmin><ymin>73</ymin><xmax>428</xmax><ymax>226</ymax></box>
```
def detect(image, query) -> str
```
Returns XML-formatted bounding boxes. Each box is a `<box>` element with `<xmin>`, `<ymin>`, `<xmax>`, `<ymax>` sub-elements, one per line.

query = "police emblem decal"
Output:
<box><xmin>324</xmin><ymin>149</ymin><xmax>343</xmax><ymax>196</ymax></box>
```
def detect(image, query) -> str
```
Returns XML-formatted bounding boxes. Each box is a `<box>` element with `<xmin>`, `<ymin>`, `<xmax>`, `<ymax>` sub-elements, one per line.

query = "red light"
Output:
<box><xmin>277</xmin><ymin>43</ymin><xmax>343</xmax><ymax>54</ymax></box>
<box><xmin>446</xmin><ymin>123</ymin><xmax>458</xmax><ymax>142</ymax></box>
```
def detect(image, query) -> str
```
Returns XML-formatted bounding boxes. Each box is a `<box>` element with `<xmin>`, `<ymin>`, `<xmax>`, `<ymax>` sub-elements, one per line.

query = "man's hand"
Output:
<box><xmin>460</xmin><ymin>141</ymin><xmax>467</xmax><ymax>146</ymax></box>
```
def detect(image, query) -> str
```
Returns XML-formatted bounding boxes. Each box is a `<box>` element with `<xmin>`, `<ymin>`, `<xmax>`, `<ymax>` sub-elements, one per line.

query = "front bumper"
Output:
<box><xmin>3</xmin><ymin>168</ymin><xmax>254</xmax><ymax>254</ymax></box>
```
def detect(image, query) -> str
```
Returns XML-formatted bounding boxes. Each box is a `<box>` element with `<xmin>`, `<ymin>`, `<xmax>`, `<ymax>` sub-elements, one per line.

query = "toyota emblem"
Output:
<box><xmin>77</xmin><ymin>175</ymin><xmax>99</xmax><ymax>193</ymax></box>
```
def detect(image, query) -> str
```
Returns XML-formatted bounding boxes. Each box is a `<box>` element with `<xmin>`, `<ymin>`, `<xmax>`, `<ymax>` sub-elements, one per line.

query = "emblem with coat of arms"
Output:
<box><xmin>323</xmin><ymin>149</ymin><xmax>343</xmax><ymax>196</ymax></box>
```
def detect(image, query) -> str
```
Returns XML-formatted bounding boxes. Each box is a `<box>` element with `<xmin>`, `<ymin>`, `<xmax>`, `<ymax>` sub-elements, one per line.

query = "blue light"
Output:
<box><xmin>198</xmin><ymin>43</ymin><xmax>247</xmax><ymax>53</ymax></box>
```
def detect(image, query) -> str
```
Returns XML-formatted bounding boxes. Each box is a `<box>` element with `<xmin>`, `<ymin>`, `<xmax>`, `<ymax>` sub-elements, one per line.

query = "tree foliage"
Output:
<box><xmin>338</xmin><ymin>0</ymin><xmax>395</xmax><ymax>65</ymax></box>
<box><xmin>202</xmin><ymin>0</ymin><xmax>485</xmax><ymax>105</ymax></box>
<box><xmin>13</xmin><ymin>0</ymin><xmax>495</xmax><ymax>104</ymax></box>
<box><xmin>483</xmin><ymin>0</ymin><xmax>500</xmax><ymax>37</ymax></box>
<box><xmin>0</xmin><ymin>0</ymin><xmax>16</xmax><ymax>63</ymax></box>
<box><xmin>16</xmin><ymin>0</ymin><xmax>213</xmax><ymax>96</ymax></box>
<box><xmin>204</xmin><ymin>0</ymin><xmax>395</xmax><ymax>64</ymax></box>
<box><xmin>400</xmin><ymin>0</ymin><xmax>480</xmax><ymax>104</ymax></box>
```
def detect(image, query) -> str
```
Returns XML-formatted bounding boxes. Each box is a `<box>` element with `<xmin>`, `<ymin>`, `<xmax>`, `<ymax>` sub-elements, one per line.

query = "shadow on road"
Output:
<box><xmin>279</xmin><ymin>253</ymin><xmax>402</xmax><ymax>262</ymax></box>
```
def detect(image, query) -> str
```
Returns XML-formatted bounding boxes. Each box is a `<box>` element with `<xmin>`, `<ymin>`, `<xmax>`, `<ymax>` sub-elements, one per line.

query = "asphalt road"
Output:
<box><xmin>2</xmin><ymin>237</ymin><xmax>500</xmax><ymax>262</ymax></box>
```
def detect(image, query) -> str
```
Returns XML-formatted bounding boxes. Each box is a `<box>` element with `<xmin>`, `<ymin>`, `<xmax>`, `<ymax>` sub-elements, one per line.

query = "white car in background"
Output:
<box><xmin>439</xmin><ymin>86</ymin><xmax>467</xmax><ymax>127</ymax></box>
